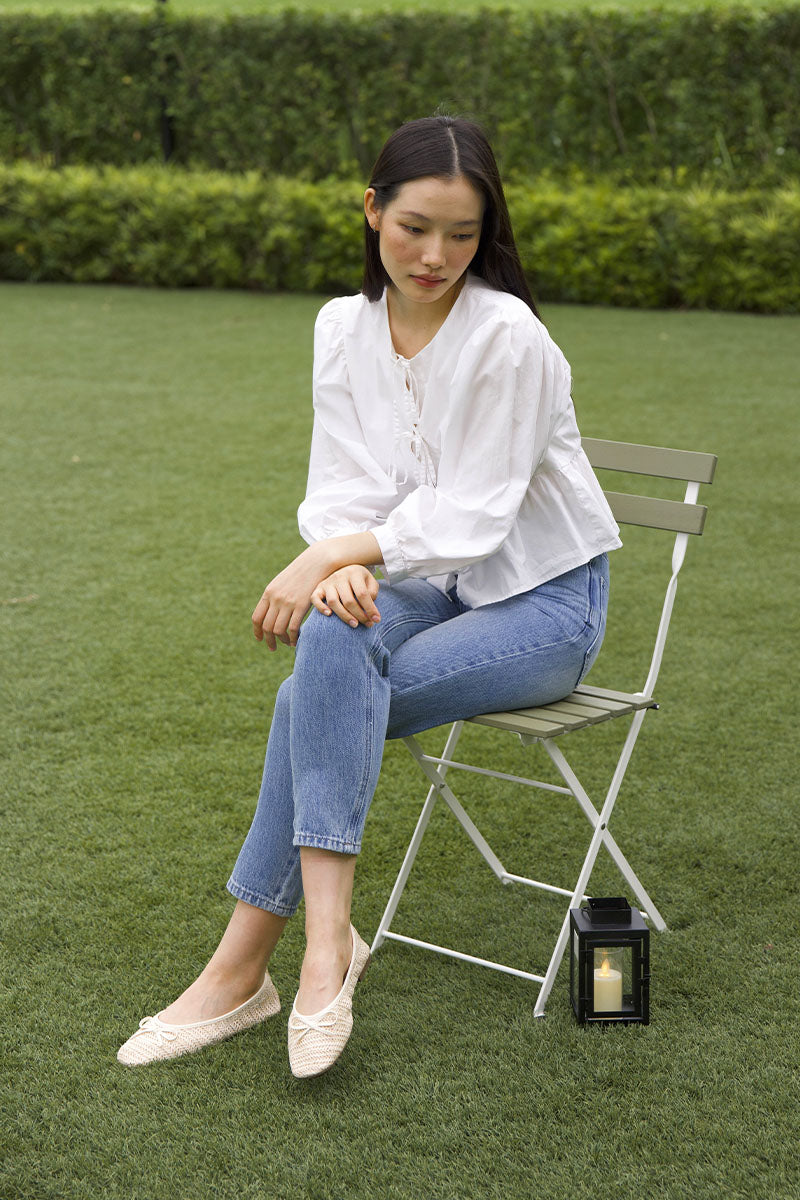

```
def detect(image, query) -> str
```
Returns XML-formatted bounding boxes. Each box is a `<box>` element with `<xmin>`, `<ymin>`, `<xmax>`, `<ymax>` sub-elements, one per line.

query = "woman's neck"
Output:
<box><xmin>386</xmin><ymin>275</ymin><xmax>466</xmax><ymax>359</ymax></box>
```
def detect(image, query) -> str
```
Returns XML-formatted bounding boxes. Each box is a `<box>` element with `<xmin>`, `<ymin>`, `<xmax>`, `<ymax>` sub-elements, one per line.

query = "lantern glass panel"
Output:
<box><xmin>592</xmin><ymin>946</ymin><xmax>624</xmax><ymax>1013</ymax></box>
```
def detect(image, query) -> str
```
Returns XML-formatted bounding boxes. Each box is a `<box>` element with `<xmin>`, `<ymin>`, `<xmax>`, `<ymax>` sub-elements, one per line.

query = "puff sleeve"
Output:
<box><xmin>297</xmin><ymin>301</ymin><xmax>398</xmax><ymax>544</ymax></box>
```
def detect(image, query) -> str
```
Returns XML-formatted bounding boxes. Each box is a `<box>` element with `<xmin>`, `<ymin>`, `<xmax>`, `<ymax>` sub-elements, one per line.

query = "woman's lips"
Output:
<box><xmin>411</xmin><ymin>275</ymin><xmax>446</xmax><ymax>289</ymax></box>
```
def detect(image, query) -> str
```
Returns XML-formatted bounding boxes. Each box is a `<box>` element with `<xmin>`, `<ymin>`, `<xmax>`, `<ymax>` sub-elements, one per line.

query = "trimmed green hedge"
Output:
<box><xmin>2</xmin><ymin>163</ymin><xmax>798</xmax><ymax>311</ymax></box>
<box><xmin>1</xmin><ymin>8</ymin><xmax>799</xmax><ymax>184</ymax></box>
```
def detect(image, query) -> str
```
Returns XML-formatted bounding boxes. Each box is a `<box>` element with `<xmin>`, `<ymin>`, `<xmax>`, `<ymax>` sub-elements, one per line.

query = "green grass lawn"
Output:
<box><xmin>2</xmin><ymin>282</ymin><xmax>798</xmax><ymax>1199</ymax></box>
<box><xmin>0</xmin><ymin>0</ymin><xmax>790</xmax><ymax>13</ymax></box>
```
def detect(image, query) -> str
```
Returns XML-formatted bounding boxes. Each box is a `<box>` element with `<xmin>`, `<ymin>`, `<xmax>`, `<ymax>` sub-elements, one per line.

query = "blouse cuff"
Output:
<box><xmin>299</xmin><ymin>513</ymin><xmax>376</xmax><ymax>544</ymax></box>
<box><xmin>372</xmin><ymin>523</ymin><xmax>409</xmax><ymax>583</ymax></box>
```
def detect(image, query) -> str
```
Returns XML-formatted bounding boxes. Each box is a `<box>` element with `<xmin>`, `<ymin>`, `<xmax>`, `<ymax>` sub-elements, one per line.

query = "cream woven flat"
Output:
<box><xmin>287</xmin><ymin>925</ymin><xmax>371</xmax><ymax>1079</ymax></box>
<box><xmin>117</xmin><ymin>973</ymin><xmax>281</xmax><ymax>1066</ymax></box>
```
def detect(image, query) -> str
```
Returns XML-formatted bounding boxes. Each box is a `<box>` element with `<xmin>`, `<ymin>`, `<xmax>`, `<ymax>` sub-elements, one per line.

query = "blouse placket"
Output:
<box><xmin>391</xmin><ymin>354</ymin><xmax>436</xmax><ymax>488</ymax></box>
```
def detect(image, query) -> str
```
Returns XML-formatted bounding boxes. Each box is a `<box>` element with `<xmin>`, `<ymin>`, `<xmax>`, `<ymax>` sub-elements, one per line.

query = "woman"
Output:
<box><xmin>118</xmin><ymin>116</ymin><xmax>620</xmax><ymax>1077</ymax></box>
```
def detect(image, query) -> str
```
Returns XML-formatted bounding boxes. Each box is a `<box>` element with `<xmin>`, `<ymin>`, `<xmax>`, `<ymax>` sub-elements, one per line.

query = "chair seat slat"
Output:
<box><xmin>470</xmin><ymin>711</ymin><xmax>586</xmax><ymax>737</ymax></box>
<box><xmin>574</xmin><ymin>684</ymin><xmax>657</xmax><ymax>709</ymax></box>
<box><xmin>469</xmin><ymin>685</ymin><xmax>657</xmax><ymax>739</ymax></box>
<box><xmin>558</xmin><ymin>694</ymin><xmax>633</xmax><ymax>715</ymax></box>
<box><xmin>538</xmin><ymin>700</ymin><xmax>613</xmax><ymax>723</ymax></box>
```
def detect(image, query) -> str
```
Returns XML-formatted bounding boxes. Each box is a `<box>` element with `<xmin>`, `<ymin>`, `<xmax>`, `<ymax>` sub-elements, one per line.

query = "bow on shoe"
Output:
<box><xmin>287</xmin><ymin>1008</ymin><xmax>338</xmax><ymax>1042</ymax></box>
<box><xmin>131</xmin><ymin>1016</ymin><xmax>178</xmax><ymax>1046</ymax></box>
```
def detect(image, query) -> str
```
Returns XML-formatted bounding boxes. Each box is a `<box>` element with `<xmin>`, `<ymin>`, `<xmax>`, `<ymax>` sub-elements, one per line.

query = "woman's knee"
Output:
<box><xmin>295</xmin><ymin>608</ymin><xmax>386</xmax><ymax>676</ymax></box>
<box><xmin>297</xmin><ymin>607</ymin><xmax>353</xmax><ymax>654</ymax></box>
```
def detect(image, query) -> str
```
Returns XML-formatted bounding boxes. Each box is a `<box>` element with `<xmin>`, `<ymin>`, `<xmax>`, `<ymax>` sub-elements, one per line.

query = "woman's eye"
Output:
<box><xmin>454</xmin><ymin>233</ymin><xmax>475</xmax><ymax>241</ymax></box>
<box><xmin>402</xmin><ymin>225</ymin><xmax>423</xmax><ymax>235</ymax></box>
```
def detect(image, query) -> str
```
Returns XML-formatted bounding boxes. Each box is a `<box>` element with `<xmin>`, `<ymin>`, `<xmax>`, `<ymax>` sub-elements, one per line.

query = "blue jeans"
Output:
<box><xmin>227</xmin><ymin>554</ymin><xmax>608</xmax><ymax>917</ymax></box>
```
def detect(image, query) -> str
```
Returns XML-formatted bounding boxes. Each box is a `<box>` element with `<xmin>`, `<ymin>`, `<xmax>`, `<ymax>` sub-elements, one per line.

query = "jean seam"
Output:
<box><xmin>349</xmin><ymin>640</ymin><xmax>381</xmax><ymax>845</ymax></box>
<box><xmin>577</xmin><ymin>563</ymin><xmax>606</xmax><ymax>681</ymax></box>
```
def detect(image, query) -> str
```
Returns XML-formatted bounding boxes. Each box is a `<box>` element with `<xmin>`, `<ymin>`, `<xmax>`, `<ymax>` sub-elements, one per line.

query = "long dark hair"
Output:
<box><xmin>362</xmin><ymin>116</ymin><xmax>539</xmax><ymax>319</ymax></box>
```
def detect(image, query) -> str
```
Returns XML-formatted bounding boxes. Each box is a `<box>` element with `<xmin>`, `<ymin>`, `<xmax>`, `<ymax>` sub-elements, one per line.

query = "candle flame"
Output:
<box><xmin>599</xmin><ymin>957</ymin><xmax>611</xmax><ymax>977</ymax></box>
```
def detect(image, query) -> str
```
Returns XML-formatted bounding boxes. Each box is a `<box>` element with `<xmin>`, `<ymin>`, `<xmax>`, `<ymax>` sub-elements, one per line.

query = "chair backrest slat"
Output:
<box><xmin>604</xmin><ymin>490</ymin><xmax>708</xmax><ymax>535</ymax></box>
<box><xmin>583</xmin><ymin>437</ymin><xmax>717</xmax><ymax>484</ymax></box>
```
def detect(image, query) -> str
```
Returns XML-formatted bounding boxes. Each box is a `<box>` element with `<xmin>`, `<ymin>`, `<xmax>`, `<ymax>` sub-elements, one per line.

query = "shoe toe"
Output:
<box><xmin>288</xmin><ymin>1008</ymin><xmax>353</xmax><ymax>1079</ymax></box>
<box><xmin>117</xmin><ymin>1037</ymin><xmax>162</xmax><ymax>1066</ymax></box>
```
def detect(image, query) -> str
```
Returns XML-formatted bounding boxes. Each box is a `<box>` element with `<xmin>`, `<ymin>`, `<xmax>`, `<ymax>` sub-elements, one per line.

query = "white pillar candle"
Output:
<box><xmin>593</xmin><ymin>956</ymin><xmax>623</xmax><ymax>1012</ymax></box>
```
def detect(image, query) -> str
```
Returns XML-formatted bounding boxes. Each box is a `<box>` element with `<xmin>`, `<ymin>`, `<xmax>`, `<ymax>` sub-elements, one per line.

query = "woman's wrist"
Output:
<box><xmin>312</xmin><ymin>532</ymin><xmax>384</xmax><ymax>574</ymax></box>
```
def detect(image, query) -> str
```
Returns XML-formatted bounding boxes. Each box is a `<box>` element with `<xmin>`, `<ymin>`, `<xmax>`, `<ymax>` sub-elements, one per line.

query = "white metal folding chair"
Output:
<box><xmin>371</xmin><ymin>437</ymin><xmax>717</xmax><ymax>1016</ymax></box>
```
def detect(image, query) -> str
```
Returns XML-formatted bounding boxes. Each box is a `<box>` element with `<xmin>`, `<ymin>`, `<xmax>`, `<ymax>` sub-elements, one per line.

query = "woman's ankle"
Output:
<box><xmin>294</xmin><ymin>930</ymin><xmax>353</xmax><ymax>1015</ymax></box>
<box><xmin>159</xmin><ymin>963</ymin><xmax>266</xmax><ymax>1024</ymax></box>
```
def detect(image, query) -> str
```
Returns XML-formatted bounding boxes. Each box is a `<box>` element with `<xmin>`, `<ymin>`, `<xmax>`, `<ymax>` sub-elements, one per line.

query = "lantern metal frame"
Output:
<box><xmin>570</xmin><ymin>897</ymin><xmax>650</xmax><ymax>1024</ymax></box>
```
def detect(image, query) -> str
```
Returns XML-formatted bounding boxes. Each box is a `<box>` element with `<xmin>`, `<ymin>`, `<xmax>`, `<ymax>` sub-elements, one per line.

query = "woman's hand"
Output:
<box><xmin>311</xmin><ymin>565</ymin><xmax>381</xmax><ymax>629</ymax></box>
<box><xmin>252</xmin><ymin>532</ymin><xmax>384</xmax><ymax>651</ymax></box>
<box><xmin>252</xmin><ymin>544</ymin><xmax>332</xmax><ymax>651</ymax></box>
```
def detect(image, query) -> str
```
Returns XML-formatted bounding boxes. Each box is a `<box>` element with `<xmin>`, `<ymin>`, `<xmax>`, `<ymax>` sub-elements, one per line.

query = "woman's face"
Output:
<box><xmin>364</xmin><ymin>175</ymin><xmax>484</xmax><ymax>310</ymax></box>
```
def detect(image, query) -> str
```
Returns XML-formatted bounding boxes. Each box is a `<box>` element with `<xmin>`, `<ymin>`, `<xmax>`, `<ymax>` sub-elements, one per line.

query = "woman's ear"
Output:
<box><xmin>364</xmin><ymin>189</ymin><xmax>380</xmax><ymax>232</ymax></box>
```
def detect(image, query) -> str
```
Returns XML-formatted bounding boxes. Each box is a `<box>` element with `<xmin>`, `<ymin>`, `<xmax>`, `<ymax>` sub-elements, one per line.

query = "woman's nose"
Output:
<box><xmin>421</xmin><ymin>238</ymin><xmax>445</xmax><ymax>269</ymax></box>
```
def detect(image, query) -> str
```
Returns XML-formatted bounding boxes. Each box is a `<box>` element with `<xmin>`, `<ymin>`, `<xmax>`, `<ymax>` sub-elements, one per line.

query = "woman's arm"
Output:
<box><xmin>298</xmin><ymin>299</ymin><xmax>399</xmax><ymax>545</ymax></box>
<box><xmin>252</xmin><ymin>531</ymin><xmax>383</xmax><ymax>651</ymax></box>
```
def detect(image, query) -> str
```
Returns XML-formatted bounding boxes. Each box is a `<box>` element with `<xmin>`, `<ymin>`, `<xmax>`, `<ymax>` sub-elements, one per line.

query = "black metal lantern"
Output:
<box><xmin>570</xmin><ymin>897</ymin><xmax>650</xmax><ymax>1024</ymax></box>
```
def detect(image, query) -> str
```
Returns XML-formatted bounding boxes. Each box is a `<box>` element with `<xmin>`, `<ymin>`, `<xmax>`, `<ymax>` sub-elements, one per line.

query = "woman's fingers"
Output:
<box><xmin>311</xmin><ymin>580</ymin><xmax>358</xmax><ymax>626</ymax></box>
<box><xmin>357</xmin><ymin>574</ymin><xmax>381</xmax><ymax>623</ymax></box>
<box><xmin>252</xmin><ymin>543</ymin><xmax>335</xmax><ymax>648</ymax></box>
<box><xmin>329</xmin><ymin>587</ymin><xmax>362</xmax><ymax>627</ymax></box>
<box><xmin>283</xmin><ymin>605</ymin><xmax>307</xmax><ymax>647</ymax></box>
<box><xmin>310</xmin><ymin>588</ymin><xmax>332</xmax><ymax>616</ymax></box>
<box><xmin>259</xmin><ymin>601</ymin><xmax>279</xmax><ymax>651</ymax></box>
<box><xmin>270</xmin><ymin>601</ymin><xmax>308</xmax><ymax>648</ymax></box>
<box><xmin>252</xmin><ymin>594</ymin><xmax>269</xmax><ymax>640</ymax></box>
<box><xmin>348</xmin><ymin>571</ymin><xmax>380</xmax><ymax>624</ymax></box>
<box><xmin>315</xmin><ymin>569</ymin><xmax>381</xmax><ymax>627</ymax></box>
<box><xmin>253</xmin><ymin>597</ymin><xmax>308</xmax><ymax>651</ymax></box>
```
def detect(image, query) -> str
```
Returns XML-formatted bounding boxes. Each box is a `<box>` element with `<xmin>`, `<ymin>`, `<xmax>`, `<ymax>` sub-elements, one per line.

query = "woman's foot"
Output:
<box><xmin>153</xmin><ymin>899</ymin><xmax>288</xmax><ymax>1024</ymax></box>
<box><xmin>116</xmin><ymin>900</ymin><xmax>288</xmax><ymax>1063</ymax></box>
<box><xmin>293</xmin><ymin>924</ymin><xmax>354</xmax><ymax>1015</ymax></box>
<box><xmin>117</xmin><ymin>971</ymin><xmax>281</xmax><ymax>1066</ymax></box>
<box><xmin>288</xmin><ymin>926</ymin><xmax>371</xmax><ymax>1078</ymax></box>
<box><xmin>158</xmin><ymin>963</ymin><xmax>267</xmax><ymax>1025</ymax></box>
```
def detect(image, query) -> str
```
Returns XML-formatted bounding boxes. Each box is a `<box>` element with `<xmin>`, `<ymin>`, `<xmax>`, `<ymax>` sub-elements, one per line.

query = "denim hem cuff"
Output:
<box><xmin>293</xmin><ymin>832</ymin><xmax>362</xmax><ymax>855</ymax></box>
<box><xmin>226</xmin><ymin>876</ymin><xmax>299</xmax><ymax>918</ymax></box>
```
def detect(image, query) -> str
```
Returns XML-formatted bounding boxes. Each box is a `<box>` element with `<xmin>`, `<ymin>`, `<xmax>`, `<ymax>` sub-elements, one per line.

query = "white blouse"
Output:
<box><xmin>298</xmin><ymin>273</ymin><xmax>621</xmax><ymax>608</ymax></box>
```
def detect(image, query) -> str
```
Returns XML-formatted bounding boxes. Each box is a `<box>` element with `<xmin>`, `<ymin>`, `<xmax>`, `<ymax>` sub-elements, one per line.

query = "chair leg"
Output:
<box><xmin>534</xmin><ymin>911</ymin><xmax>572</xmax><ymax>1018</ymax></box>
<box><xmin>404</xmin><ymin>734</ymin><xmax>507</xmax><ymax>881</ymax></box>
<box><xmin>371</xmin><ymin>722</ymin><xmax>465</xmax><ymax>954</ymax></box>
<box><xmin>533</xmin><ymin>767</ymin><xmax>622</xmax><ymax>1016</ymax></box>
<box><xmin>544</xmin><ymin>721</ymin><xmax>667</xmax><ymax>932</ymax></box>
<box><xmin>534</xmin><ymin>713</ymin><xmax>668</xmax><ymax>1017</ymax></box>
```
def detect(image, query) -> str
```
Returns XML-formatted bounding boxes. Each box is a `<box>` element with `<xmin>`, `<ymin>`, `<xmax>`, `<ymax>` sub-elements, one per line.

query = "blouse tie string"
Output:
<box><xmin>391</xmin><ymin>357</ymin><xmax>437</xmax><ymax>487</ymax></box>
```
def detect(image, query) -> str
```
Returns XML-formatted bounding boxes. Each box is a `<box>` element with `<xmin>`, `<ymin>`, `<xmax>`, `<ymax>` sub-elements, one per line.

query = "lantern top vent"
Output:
<box><xmin>585</xmin><ymin>896</ymin><xmax>632</xmax><ymax>925</ymax></box>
